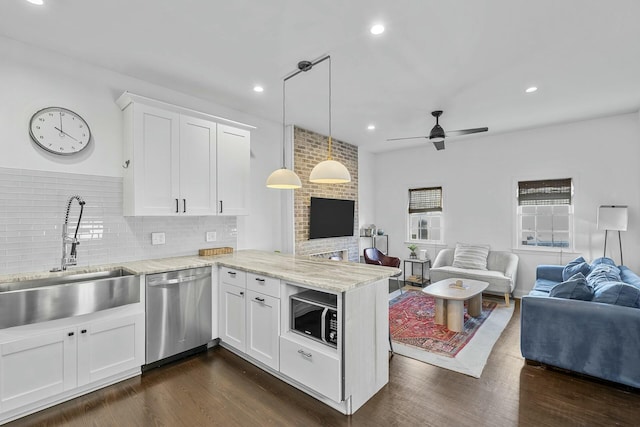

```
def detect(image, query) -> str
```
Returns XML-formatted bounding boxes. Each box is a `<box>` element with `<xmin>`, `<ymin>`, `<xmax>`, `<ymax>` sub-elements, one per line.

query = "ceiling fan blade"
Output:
<box><xmin>445</xmin><ymin>127</ymin><xmax>488</xmax><ymax>137</ymax></box>
<box><xmin>432</xmin><ymin>140</ymin><xmax>445</xmax><ymax>151</ymax></box>
<box><xmin>386</xmin><ymin>136</ymin><xmax>429</xmax><ymax>142</ymax></box>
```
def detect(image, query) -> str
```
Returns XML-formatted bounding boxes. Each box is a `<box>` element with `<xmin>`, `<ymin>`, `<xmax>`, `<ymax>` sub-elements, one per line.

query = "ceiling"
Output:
<box><xmin>2</xmin><ymin>0</ymin><xmax>640</xmax><ymax>153</ymax></box>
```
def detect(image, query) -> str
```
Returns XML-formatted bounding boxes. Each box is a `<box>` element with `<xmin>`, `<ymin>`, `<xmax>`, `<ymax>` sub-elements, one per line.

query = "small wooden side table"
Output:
<box><xmin>403</xmin><ymin>258</ymin><xmax>431</xmax><ymax>287</ymax></box>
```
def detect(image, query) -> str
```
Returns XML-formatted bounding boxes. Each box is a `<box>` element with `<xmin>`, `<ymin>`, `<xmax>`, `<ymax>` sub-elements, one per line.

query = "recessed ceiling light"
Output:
<box><xmin>370</xmin><ymin>24</ymin><xmax>385</xmax><ymax>35</ymax></box>
<box><xmin>525</xmin><ymin>86</ymin><xmax>538</xmax><ymax>93</ymax></box>
<box><xmin>26</xmin><ymin>0</ymin><xmax>44</xmax><ymax>5</ymax></box>
<box><xmin>367</xmin><ymin>124</ymin><xmax>376</xmax><ymax>130</ymax></box>
<box><xmin>253</xmin><ymin>85</ymin><xmax>264</xmax><ymax>93</ymax></box>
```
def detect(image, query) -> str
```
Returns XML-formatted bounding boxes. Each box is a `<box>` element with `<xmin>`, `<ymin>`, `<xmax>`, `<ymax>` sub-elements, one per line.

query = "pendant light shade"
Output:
<box><xmin>266</xmin><ymin>167</ymin><xmax>302</xmax><ymax>188</ymax></box>
<box><xmin>309</xmin><ymin>157</ymin><xmax>351</xmax><ymax>184</ymax></box>
<box><xmin>308</xmin><ymin>55</ymin><xmax>351</xmax><ymax>184</ymax></box>
<box><xmin>265</xmin><ymin>66</ymin><xmax>302</xmax><ymax>190</ymax></box>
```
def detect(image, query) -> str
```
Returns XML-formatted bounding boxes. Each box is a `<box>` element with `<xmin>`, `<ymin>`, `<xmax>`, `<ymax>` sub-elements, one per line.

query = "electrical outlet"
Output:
<box><xmin>151</xmin><ymin>232</ymin><xmax>165</xmax><ymax>245</ymax></box>
<box><xmin>205</xmin><ymin>231</ymin><xmax>217</xmax><ymax>242</ymax></box>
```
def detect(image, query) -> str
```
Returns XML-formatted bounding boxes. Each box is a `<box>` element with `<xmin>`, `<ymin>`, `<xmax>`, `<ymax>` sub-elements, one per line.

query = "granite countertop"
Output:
<box><xmin>0</xmin><ymin>250</ymin><xmax>401</xmax><ymax>293</ymax></box>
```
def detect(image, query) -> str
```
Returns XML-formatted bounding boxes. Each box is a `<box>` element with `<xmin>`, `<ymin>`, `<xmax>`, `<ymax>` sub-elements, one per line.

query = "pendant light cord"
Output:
<box><xmin>282</xmin><ymin>54</ymin><xmax>333</xmax><ymax>160</ymax></box>
<box><xmin>282</xmin><ymin>76</ymin><xmax>286</xmax><ymax>168</ymax></box>
<box><xmin>328</xmin><ymin>55</ymin><xmax>332</xmax><ymax>160</ymax></box>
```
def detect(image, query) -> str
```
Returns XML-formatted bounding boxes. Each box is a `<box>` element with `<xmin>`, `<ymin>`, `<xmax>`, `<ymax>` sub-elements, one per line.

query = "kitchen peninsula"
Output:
<box><xmin>0</xmin><ymin>250</ymin><xmax>400</xmax><ymax>422</ymax></box>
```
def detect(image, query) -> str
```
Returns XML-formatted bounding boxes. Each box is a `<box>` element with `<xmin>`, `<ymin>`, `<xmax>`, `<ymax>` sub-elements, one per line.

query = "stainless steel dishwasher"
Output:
<box><xmin>145</xmin><ymin>266</ymin><xmax>212</xmax><ymax>368</ymax></box>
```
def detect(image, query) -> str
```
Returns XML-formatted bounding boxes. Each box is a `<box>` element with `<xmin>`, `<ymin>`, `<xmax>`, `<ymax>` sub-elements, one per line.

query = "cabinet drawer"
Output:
<box><xmin>247</xmin><ymin>273</ymin><xmax>280</xmax><ymax>298</ymax></box>
<box><xmin>220</xmin><ymin>268</ymin><xmax>246</xmax><ymax>288</ymax></box>
<box><xmin>279</xmin><ymin>335</ymin><xmax>340</xmax><ymax>402</ymax></box>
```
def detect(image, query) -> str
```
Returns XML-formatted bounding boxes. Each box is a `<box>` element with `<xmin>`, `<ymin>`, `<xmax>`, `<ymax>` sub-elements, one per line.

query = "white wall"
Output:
<box><xmin>0</xmin><ymin>36</ymin><xmax>283</xmax><ymax>253</ymax></box>
<box><xmin>370</xmin><ymin>113</ymin><xmax>640</xmax><ymax>297</ymax></box>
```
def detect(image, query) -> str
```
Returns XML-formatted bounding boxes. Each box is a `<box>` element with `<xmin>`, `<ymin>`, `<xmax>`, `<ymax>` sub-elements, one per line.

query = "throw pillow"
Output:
<box><xmin>586</xmin><ymin>264</ymin><xmax>621</xmax><ymax>290</ymax></box>
<box><xmin>549</xmin><ymin>273</ymin><xmax>593</xmax><ymax>301</ymax></box>
<box><xmin>451</xmin><ymin>243</ymin><xmax>490</xmax><ymax>270</ymax></box>
<box><xmin>590</xmin><ymin>257</ymin><xmax>617</xmax><ymax>268</ymax></box>
<box><xmin>619</xmin><ymin>266</ymin><xmax>640</xmax><ymax>291</ymax></box>
<box><xmin>592</xmin><ymin>282</ymin><xmax>640</xmax><ymax>308</ymax></box>
<box><xmin>562</xmin><ymin>256</ymin><xmax>592</xmax><ymax>281</ymax></box>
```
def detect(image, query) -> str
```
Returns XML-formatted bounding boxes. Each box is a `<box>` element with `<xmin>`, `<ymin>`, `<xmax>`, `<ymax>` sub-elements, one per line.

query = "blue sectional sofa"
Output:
<box><xmin>521</xmin><ymin>257</ymin><xmax>640</xmax><ymax>388</ymax></box>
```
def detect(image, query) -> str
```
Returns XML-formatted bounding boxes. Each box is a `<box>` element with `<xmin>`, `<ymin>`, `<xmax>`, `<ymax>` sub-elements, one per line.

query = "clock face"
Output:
<box><xmin>29</xmin><ymin>107</ymin><xmax>91</xmax><ymax>155</ymax></box>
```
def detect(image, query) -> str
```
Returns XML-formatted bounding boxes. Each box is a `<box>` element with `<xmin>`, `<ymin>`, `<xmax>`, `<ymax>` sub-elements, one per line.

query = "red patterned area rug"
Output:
<box><xmin>389</xmin><ymin>289</ymin><xmax>514</xmax><ymax>378</ymax></box>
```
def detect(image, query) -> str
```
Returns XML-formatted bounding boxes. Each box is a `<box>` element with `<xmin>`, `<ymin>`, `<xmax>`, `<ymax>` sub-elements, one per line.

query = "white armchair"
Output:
<box><xmin>430</xmin><ymin>248</ymin><xmax>519</xmax><ymax>306</ymax></box>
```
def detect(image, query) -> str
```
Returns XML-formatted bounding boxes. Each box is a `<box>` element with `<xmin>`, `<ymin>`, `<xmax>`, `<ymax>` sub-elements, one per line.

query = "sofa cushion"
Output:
<box><xmin>592</xmin><ymin>282</ymin><xmax>640</xmax><ymax>307</ymax></box>
<box><xmin>528</xmin><ymin>289</ymin><xmax>550</xmax><ymax>297</ymax></box>
<box><xmin>619</xmin><ymin>266</ymin><xmax>640</xmax><ymax>291</ymax></box>
<box><xmin>586</xmin><ymin>264</ymin><xmax>621</xmax><ymax>289</ymax></box>
<box><xmin>451</xmin><ymin>243</ymin><xmax>490</xmax><ymax>270</ymax></box>
<box><xmin>532</xmin><ymin>279</ymin><xmax>558</xmax><ymax>294</ymax></box>
<box><xmin>549</xmin><ymin>273</ymin><xmax>593</xmax><ymax>301</ymax></box>
<box><xmin>562</xmin><ymin>256</ymin><xmax>592</xmax><ymax>281</ymax></box>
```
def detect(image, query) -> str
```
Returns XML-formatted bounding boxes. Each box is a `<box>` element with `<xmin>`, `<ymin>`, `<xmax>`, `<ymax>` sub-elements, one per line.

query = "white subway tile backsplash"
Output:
<box><xmin>0</xmin><ymin>167</ymin><xmax>237</xmax><ymax>275</ymax></box>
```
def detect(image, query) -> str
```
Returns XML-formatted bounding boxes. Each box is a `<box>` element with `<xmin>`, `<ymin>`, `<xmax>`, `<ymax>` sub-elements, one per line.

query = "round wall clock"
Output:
<box><xmin>29</xmin><ymin>107</ymin><xmax>92</xmax><ymax>155</ymax></box>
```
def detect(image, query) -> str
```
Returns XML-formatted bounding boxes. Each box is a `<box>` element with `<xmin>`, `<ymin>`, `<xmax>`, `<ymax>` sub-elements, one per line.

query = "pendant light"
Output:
<box><xmin>266</xmin><ymin>71</ymin><xmax>302</xmax><ymax>189</ymax></box>
<box><xmin>308</xmin><ymin>55</ymin><xmax>351</xmax><ymax>184</ymax></box>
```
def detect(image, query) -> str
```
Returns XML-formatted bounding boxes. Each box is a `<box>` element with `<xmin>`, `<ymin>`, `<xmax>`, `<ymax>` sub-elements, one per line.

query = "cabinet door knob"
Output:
<box><xmin>68</xmin><ymin>332</ymin><xmax>75</xmax><ymax>337</ymax></box>
<box><xmin>240</xmin><ymin>291</ymin><xmax>244</xmax><ymax>296</ymax></box>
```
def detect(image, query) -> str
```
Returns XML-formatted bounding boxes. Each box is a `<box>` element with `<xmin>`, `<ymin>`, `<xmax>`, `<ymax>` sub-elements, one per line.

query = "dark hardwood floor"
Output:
<box><xmin>8</xmin><ymin>300</ymin><xmax>640</xmax><ymax>427</ymax></box>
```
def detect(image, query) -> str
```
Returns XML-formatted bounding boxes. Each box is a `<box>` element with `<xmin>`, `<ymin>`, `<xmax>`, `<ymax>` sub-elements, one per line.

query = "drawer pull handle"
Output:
<box><xmin>255</xmin><ymin>278</ymin><xmax>265</xmax><ymax>282</ymax></box>
<box><xmin>297</xmin><ymin>349</ymin><xmax>312</xmax><ymax>358</ymax></box>
<box><xmin>255</xmin><ymin>297</ymin><xmax>265</xmax><ymax>302</ymax></box>
<box><xmin>228</xmin><ymin>271</ymin><xmax>236</xmax><ymax>276</ymax></box>
<box><xmin>68</xmin><ymin>332</ymin><xmax>74</xmax><ymax>337</ymax></box>
<box><xmin>81</xmin><ymin>329</ymin><xmax>87</xmax><ymax>334</ymax></box>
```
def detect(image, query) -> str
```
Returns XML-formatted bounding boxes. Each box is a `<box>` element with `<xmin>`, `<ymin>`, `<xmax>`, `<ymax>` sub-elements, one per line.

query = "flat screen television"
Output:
<box><xmin>309</xmin><ymin>197</ymin><xmax>355</xmax><ymax>239</ymax></box>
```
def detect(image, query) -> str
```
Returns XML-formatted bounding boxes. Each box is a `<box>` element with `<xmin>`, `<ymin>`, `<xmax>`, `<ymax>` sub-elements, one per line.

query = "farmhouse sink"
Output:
<box><xmin>0</xmin><ymin>269</ymin><xmax>140</xmax><ymax>329</ymax></box>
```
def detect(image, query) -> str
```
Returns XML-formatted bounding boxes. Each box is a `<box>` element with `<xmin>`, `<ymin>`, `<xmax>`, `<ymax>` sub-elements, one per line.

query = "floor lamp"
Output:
<box><xmin>597</xmin><ymin>205</ymin><xmax>628</xmax><ymax>265</ymax></box>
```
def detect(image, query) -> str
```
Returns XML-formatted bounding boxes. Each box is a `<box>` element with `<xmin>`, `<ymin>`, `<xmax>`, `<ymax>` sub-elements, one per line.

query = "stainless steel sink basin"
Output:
<box><xmin>0</xmin><ymin>269</ymin><xmax>140</xmax><ymax>329</ymax></box>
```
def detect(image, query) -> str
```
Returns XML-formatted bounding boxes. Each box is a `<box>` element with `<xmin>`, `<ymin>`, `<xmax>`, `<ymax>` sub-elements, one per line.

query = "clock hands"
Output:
<box><xmin>54</xmin><ymin>126</ymin><xmax>79</xmax><ymax>142</ymax></box>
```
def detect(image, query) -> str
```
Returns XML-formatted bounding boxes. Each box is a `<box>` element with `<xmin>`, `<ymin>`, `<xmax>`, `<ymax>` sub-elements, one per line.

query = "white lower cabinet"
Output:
<box><xmin>0</xmin><ymin>311</ymin><xmax>144</xmax><ymax>421</ymax></box>
<box><xmin>219</xmin><ymin>269</ymin><xmax>280</xmax><ymax>371</ymax></box>
<box><xmin>77</xmin><ymin>313</ymin><xmax>145</xmax><ymax>386</ymax></box>
<box><xmin>279</xmin><ymin>334</ymin><xmax>341</xmax><ymax>402</ymax></box>
<box><xmin>220</xmin><ymin>282</ymin><xmax>246</xmax><ymax>352</ymax></box>
<box><xmin>0</xmin><ymin>329</ymin><xmax>76</xmax><ymax>412</ymax></box>
<box><xmin>246</xmin><ymin>290</ymin><xmax>279</xmax><ymax>370</ymax></box>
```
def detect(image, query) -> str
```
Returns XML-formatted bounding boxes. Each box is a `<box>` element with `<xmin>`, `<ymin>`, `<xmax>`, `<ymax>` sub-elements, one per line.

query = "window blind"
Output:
<box><xmin>408</xmin><ymin>187</ymin><xmax>442</xmax><ymax>213</ymax></box>
<box><xmin>518</xmin><ymin>178</ymin><xmax>572</xmax><ymax>206</ymax></box>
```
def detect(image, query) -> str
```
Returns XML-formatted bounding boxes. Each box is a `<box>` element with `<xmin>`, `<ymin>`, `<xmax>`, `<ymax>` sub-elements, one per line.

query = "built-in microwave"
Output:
<box><xmin>290</xmin><ymin>290</ymin><xmax>338</xmax><ymax>348</ymax></box>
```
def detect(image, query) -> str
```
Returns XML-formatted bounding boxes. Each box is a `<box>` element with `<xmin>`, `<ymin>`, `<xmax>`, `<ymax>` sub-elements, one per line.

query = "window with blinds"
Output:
<box><xmin>408</xmin><ymin>187</ymin><xmax>443</xmax><ymax>242</ymax></box>
<box><xmin>517</xmin><ymin>178</ymin><xmax>573</xmax><ymax>249</ymax></box>
<box><xmin>518</xmin><ymin>178</ymin><xmax>572</xmax><ymax>206</ymax></box>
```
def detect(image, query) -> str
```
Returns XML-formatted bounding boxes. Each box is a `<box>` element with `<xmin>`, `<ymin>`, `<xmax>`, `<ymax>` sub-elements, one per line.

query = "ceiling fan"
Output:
<box><xmin>387</xmin><ymin>110</ymin><xmax>488</xmax><ymax>150</ymax></box>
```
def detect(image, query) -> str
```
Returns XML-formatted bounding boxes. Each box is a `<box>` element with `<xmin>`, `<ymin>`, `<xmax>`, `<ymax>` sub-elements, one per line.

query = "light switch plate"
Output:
<box><xmin>151</xmin><ymin>232</ymin><xmax>165</xmax><ymax>245</ymax></box>
<box><xmin>205</xmin><ymin>231</ymin><xmax>217</xmax><ymax>242</ymax></box>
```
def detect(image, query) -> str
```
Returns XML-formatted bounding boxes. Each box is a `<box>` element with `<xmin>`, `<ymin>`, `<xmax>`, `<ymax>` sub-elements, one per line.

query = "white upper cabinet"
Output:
<box><xmin>125</xmin><ymin>103</ymin><xmax>180</xmax><ymax>216</ymax></box>
<box><xmin>179</xmin><ymin>115</ymin><xmax>217</xmax><ymax>215</ymax></box>
<box><xmin>117</xmin><ymin>93</ymin><xmax>251</xmax><ymax>216</ymax></box>
<box><xmin>217</xmin><ymin>124</ymin><xmax>250</xmax><ymax>216</ymax></box>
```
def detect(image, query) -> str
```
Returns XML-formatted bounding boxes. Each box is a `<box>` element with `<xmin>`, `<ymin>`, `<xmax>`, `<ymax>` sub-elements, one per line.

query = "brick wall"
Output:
<box><xmin>293</xmin><ymin>127</ymin><xmax>359</xmax><ymax>261</ymax></box>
